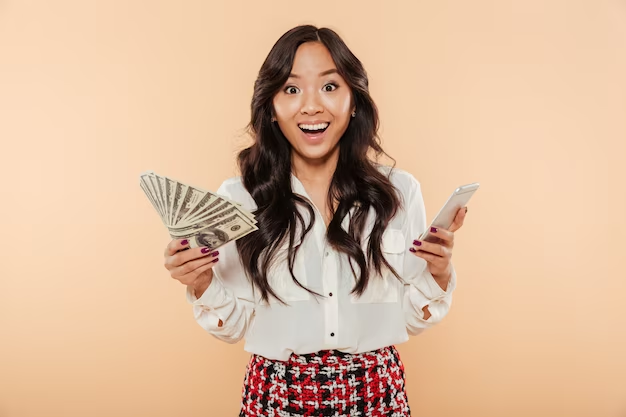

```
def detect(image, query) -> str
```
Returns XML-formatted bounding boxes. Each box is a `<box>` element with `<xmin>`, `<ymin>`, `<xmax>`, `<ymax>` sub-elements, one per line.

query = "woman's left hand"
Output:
<box><xmin>409</xmin><ymin>206</ymin><xmax>468</xmax><ymax>289</ymax></box>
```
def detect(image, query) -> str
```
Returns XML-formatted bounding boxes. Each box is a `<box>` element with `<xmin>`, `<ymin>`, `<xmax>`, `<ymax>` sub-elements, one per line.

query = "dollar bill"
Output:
<box><xmin>190</xmin><ymin>194</ymin><xmax>255</xmax><ymax>224</ymax></box>
<box><xmin>164</xmin><ymin>176</ymin><xmax>177</xmax><ymax>225</ymax></box>
<box><xmin>220</xmin><ymin>195</ymin><xmax>242</xmax><ymax>207</ymax></box>
<box><xmin>139</xmin><ymin>170</ymin><xmax>258</xmax><ymax>247</ymax></box>
<box><xmin>139</xmin><ymin>181</ymin><xmax>166</xmax><ymax>225</ymax></box>
<box><xmin>154</xmin><ymin>174</ymin><xmax>170</xmax><ymax>223</ymax></box>
<box><xmin>181</xmin><ymin>200</ymin><xmax>232</xmax><ymax>226</ymax></box>
<box><xmin>173</xmin><ymin>184</ymin><xmax>210</xmax><ymax>225</ymax></box>
<box><xmin>140</xmin><ymin>173</ymin><xmax>165</xmax><ymax>221</ymax></box>
<box><xmin>184</xmin><ymin>213</ymin><xmax>259</xmax><ymax>250</ymax></box>
<box><xmin>170</xmin><ymin>183</ymin><xmax>188</xmax><ymax>227</ymax></box>
<box><xmin>177</xmin><ymin>192</ymin><xmax>223</xmax><ymax>225</ymax></box>
<box><xmin>169</xmin><ymin>205</ymin><xmax>255</xmax><ymax>237</ymax></box>
<box><xmin>181</xmin><ymin>189</ymin><xmax>255</xmax><ymax>225</ymax></box>
<box><xmin>147</xmin><ymin>174</ymin><xmax>167</xmax><ymax>221</ymax></box>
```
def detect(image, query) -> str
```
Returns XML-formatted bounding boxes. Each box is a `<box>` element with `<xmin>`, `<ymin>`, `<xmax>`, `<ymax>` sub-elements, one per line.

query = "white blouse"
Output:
<box><xmin>186</xmin><ymin>166</ymin><xmax>457</xmax><ymax>361</ymax></box>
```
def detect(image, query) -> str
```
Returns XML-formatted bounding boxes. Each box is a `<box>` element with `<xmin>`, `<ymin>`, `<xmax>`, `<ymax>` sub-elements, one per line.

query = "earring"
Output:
<box><xmin>271</xmin><ymin>117</ymin><xmax>276</xmax><ymax>122</ymax></box>
<box><xmin>351</xmin><ymin>110</ymin><xmax>356</xmax><ymax>118</ymax></box>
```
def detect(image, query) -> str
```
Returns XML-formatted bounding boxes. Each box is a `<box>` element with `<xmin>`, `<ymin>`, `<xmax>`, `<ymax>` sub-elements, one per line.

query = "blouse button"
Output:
<box><xmin>330</xmin><ymin>332</ymin><xmax>335</xmax><ymax>337</ymax></box>
<box><xmin>325</xmin><ymin>251</ymin><xmax>329</xmax><ymax>257</ymax></box>
<box><xmin>329</xmin><ymin>292</ymin><xmax>333</xmax><ymax>297</ymax></box>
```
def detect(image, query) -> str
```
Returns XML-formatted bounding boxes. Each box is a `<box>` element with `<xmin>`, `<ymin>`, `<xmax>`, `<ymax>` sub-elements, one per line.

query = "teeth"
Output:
<box><xmin>299</xmin><ymin>122</ymin><xmax>329</xmax><ymax>131</ymax></box>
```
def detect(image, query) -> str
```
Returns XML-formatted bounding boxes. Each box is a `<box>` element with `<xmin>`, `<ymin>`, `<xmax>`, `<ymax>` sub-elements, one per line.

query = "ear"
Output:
<box><xmin>270</xmin><ymin>106</ymin><xmax>277</xmax><ymax>122</ymax></box>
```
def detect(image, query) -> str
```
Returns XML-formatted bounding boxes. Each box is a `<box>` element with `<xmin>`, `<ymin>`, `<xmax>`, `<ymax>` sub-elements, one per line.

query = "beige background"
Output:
<box><xmin>1</xmin><ymin>0</ymin><xmax>625</xmax><ymax>416</ymax></box>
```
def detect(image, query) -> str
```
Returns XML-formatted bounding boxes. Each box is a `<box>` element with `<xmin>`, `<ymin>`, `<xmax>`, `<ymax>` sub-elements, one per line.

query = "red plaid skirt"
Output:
<box><xmin>239</xmin><ymin>345</ymin><xmax>411</xmax><ymax>417</ymax></box>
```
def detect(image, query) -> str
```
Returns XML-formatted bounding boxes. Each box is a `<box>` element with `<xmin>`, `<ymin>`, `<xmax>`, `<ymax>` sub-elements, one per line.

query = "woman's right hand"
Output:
<box><xmin>163</xmin><ymin>238</ymin><xmax>219</xmax><ymax>298</ymax></box>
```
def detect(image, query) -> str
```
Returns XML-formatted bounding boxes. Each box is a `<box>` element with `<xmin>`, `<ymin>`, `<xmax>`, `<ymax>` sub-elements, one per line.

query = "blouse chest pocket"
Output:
<box><xmin>351</xmin><ymin>228</ymin><xmax>406</xmax><ymax>304</ymax></box>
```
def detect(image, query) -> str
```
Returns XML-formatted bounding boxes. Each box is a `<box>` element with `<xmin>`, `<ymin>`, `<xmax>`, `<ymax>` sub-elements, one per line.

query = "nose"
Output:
<box><xmin>300</xmin><ymin>91</ymin><xmax>324</xmax><ymax>115</ymax></box>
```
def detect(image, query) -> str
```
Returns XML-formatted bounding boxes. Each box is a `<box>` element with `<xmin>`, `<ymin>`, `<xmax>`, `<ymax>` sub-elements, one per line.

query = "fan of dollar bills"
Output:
<box><xmin>139</xmin><ymin>171</ymin><xmax>258</xmax><ymax>250</ymax></box>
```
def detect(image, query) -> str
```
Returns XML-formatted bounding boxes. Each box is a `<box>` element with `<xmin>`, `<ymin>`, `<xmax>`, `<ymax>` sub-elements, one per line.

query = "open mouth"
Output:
<box><xmin>298</xmin><ymin>122</ymin><xmax>330</xmax><ymax>135</ymax></box>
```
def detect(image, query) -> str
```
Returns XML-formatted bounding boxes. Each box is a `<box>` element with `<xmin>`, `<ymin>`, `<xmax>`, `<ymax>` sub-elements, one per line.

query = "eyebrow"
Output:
<box><xmin>288</xmin><ymin>69</ymin><xmax>338</xmax><ymax>79</ymax></box>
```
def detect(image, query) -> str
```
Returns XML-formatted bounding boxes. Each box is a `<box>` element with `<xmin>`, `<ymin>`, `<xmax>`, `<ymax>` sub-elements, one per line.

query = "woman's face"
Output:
<box><xmin>272</xmin><ymin>42</ymin><xmax>354</xmax><ymax>166</ymax></box>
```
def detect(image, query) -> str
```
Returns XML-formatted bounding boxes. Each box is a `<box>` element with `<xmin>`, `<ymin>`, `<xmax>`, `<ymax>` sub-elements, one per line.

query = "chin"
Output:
<box><xmin>297</xmin><ymin>144</ymin><xmax>338</xmax><ymax>162</ymax></box>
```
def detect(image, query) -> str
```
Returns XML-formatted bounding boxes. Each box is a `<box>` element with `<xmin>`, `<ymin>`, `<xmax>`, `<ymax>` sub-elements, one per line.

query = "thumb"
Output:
<box><xmin>449</xmin><ymin>206</ymin><xmax>467</xmax><ymax>233</ymax></box>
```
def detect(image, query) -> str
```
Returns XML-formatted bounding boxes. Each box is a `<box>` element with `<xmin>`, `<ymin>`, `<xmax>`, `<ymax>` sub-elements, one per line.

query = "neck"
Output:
<box><xmin>291</xmin><ymin>147</ymin><xmax>339</xmax><ymax>185</ymax></box>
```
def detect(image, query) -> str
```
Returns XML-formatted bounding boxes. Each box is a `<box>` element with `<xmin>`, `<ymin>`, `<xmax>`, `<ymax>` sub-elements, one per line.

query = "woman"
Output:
<box><xmin>163</xmin><ymin>25</ymin><xmax>467</xmax><ymax>417</ymax></box>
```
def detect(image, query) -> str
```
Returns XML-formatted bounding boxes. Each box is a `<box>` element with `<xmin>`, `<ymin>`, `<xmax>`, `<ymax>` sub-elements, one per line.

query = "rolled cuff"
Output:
<box><xmin>406</xmin><ymin>265</ymin><xmax>456</xmax><ymax>323</ymax></box>
<box><xmin>185</xmin><ymin>276</ymin><xmax>227</xmax><ymax>307</ymax></box>
<box><xmin>185</xmin><ymin>279</ymin><xmax>226</xmax><ymax>331</ymax></box>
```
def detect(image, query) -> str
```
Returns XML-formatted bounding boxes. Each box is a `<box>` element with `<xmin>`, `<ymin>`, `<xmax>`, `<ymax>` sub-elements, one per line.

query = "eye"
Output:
<box><xmin>323</xmin><ymin>83</ymin><xmax>338</xmax><ymax>92</ymax></box>
<box><xmin>284</xmin><ymin>85</ymin><xmax>300</xmax><ymax>94</ymax></box>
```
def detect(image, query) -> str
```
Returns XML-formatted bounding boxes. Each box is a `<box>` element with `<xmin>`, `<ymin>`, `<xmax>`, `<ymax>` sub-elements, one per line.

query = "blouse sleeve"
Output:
<box><xmin>400</xmin><ymin>174</ymin><xmax>457</xmax><ymax>336</ymax></box>
<box><xmin>184</xmin><ymin>181</ymin><xmax>256</xmax><ymax>344</ymax></box>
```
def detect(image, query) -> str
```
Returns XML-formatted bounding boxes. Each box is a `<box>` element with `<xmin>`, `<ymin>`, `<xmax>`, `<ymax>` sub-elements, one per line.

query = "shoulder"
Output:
<box><xmin>216</xmin><ymin>176</ymin><xmax>257</xmax><ymax>211</ymax></box>
<box><xmin>375</xmin><ymin>164</ymin><xmax>422</xmax><ymax>199</ymax></box>
<box><xmin>217</xmin><ymin>176</ymin><xmax>245</xmax><ymax>193</ymax></box>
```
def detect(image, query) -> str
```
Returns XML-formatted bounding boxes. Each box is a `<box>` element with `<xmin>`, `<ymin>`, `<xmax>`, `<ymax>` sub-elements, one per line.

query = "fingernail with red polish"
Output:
<box><xmin>431</xmin><ymin>227</ymin><xmax>438</xmax><ymax>233</ymax></box>
<box><xmin>413</xmin><ymin>240</ymin><xmax>422</xmax><ymax>246</ymax></box>
<box><xmin>201</xmin><ymin>247</ymin><xmax>210</xmax><ymax>254</ymax></box>
<box><xmin>210</xmin><ymin>251</ymin><xmax>219</xmax><ymax>257</ymax></box>
<box><xmin>181</xmin><ymin>239</ymin><xmax>188</xmax><ymax>245</ymax></box>
<box><xmin>409</xmin><ymin>247</ymin><xmax>417</xmax><ymax>253</ymax></box>
<box><xmin>212</xmin><ymin>258</ymin><xmax>219</xmax><ymax>263</ymax></box>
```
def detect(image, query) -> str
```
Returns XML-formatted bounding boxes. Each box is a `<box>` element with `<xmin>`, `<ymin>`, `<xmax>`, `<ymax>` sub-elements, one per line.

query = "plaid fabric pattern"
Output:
<box><xmin>239</xmin><ymin>346</ymin><xmax>410</xmax><ymax>417</ymax></box>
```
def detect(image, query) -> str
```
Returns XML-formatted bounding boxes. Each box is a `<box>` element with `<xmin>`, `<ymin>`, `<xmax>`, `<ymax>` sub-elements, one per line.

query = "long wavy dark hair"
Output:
<box><xmin>236</xmin><ymin>25</ymin><xmax>401</xmax><ymax>303</ymax></box>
